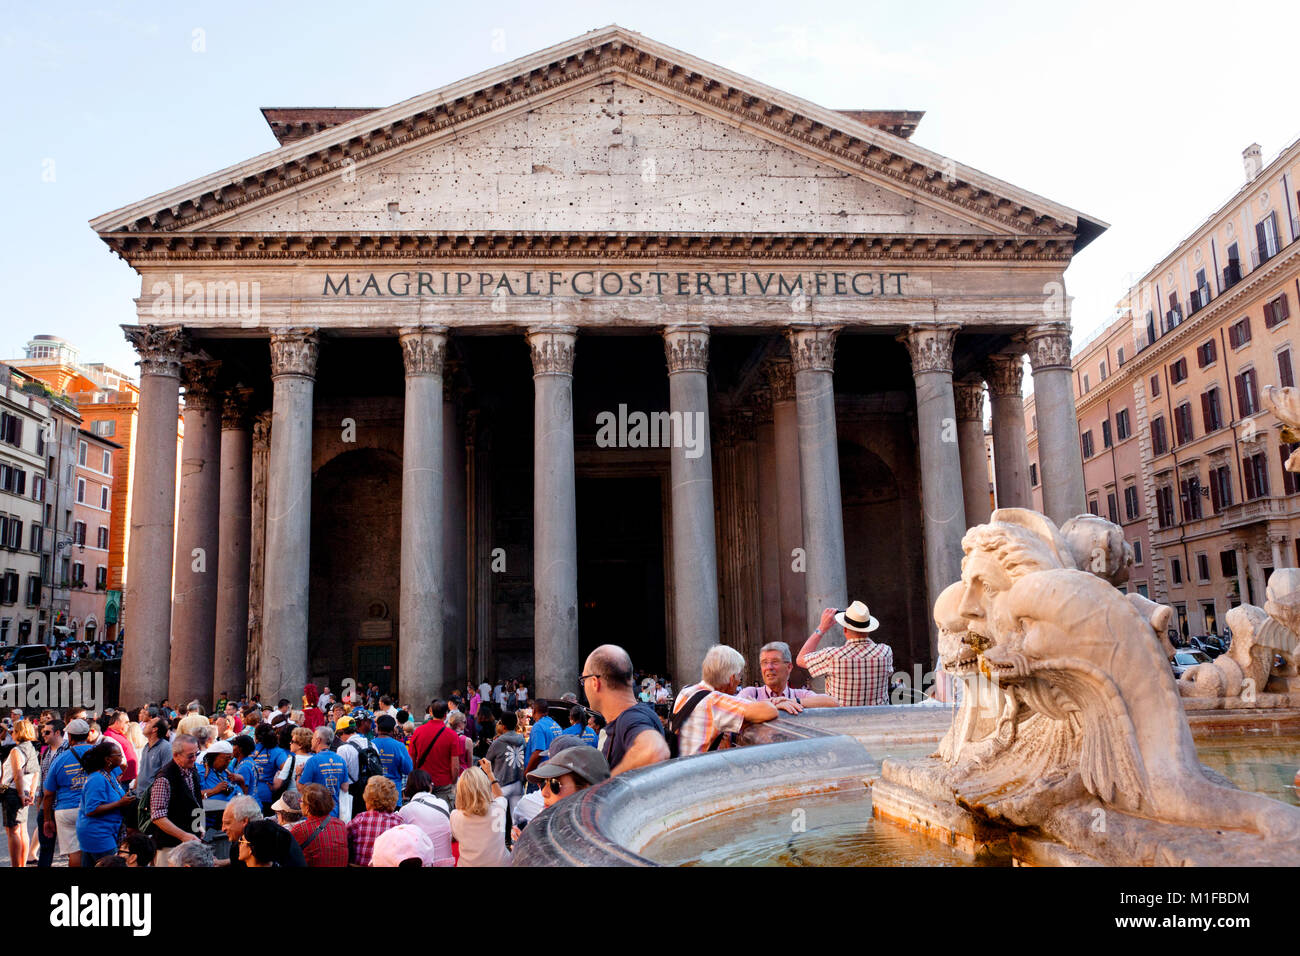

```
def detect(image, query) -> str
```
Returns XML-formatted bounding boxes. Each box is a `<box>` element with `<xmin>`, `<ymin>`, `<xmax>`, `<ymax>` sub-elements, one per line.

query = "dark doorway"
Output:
<box><xmin>576</xmin><ymin>475</ymin><xmax>666</xmax><ymax>675</ymax></box>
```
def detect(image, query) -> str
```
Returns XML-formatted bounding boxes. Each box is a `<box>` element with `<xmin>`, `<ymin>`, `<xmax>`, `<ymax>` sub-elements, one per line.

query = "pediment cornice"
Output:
<box><xmin>91</xmin><ymin>26</ymin><xmax>1105</xmax><ymax>251</ymax></box>
<box><xmin>101</xmin><ymin>230</ymin><xmax>1076</xmax><ymax>263</ymax></box>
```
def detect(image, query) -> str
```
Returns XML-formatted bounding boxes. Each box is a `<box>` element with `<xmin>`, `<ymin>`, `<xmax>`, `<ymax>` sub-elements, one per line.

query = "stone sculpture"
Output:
<box><xmin>877</xmin><ymin>508</ymin><xmax>1300</xmax><ymax>865</ymax></box>
<box><xmin>1264</xmin><ymin>385</ymin><xmax>1300</xmax><ymax>474</ymax></box>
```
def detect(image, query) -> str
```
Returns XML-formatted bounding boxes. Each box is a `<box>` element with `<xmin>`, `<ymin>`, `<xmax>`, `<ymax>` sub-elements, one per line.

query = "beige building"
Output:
<box><xmin>1029</xmin><ymin>137</ymin><xmax>1300</xmax><ymax>639</ymax></box>
<box><xmin>0</xmin><ymin>366</ymin><xmax>52</xmax><ymax>646</ymax></box>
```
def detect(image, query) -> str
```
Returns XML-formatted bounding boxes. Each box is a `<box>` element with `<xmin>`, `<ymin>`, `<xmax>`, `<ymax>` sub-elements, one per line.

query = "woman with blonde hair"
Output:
<box><xmin>1</xmin><ymin>720</ymin><xmax>39</xmax><ymax>868</ymax></box>
<box><xmin>449</xmin><ymin>760</ymin><xmax>509</xmax><ymax>866</ymax></box>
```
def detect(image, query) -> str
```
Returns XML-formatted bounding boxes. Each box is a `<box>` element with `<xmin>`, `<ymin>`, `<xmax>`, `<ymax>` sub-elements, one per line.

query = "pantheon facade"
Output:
<box><xmin>93</xmin><ymin>27</ymin><xmax>1102</xmax><ymax>708</ymax></box>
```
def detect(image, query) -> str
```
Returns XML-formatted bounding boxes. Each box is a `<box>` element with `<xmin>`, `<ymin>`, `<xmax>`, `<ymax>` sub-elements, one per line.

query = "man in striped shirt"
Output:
<box><xmin>796</xmin><ymin>602</ymin><xmax>894</xmax><ymax>707</ymax></box>
<box><xmin>672</xmin><ymin>645</ymin><xmax>782</xmax><ymax>756</ymax></box>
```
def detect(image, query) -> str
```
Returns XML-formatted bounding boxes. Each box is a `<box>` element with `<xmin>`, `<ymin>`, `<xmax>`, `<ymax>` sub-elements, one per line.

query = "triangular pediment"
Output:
<box><xmin>91</xmin><ymin>25</ymin><xmax>1105</xmax><ymax>256</ymax></box>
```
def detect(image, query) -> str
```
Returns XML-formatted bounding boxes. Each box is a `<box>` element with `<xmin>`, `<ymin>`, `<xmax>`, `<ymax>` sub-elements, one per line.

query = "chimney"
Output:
<box><xmin>1243</xmin><ymin>143</ymin><xmax>1263</xmax><ymax>183</ymax></box>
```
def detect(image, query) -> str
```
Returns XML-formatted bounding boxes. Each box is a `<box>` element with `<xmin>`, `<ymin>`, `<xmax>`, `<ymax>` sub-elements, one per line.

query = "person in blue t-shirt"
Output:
<box><xmin>42</xmin><ymin>721</ymin><xmax>96</xmax><ymax>868</ymax></box>
<box><xmin>523</xmin><ymin>698</ymin><xmax>563</xmax><ymax>777</ymax></box>
<box><xmin>251</xmin><ymin>726</ymin><xmax>287</xmax><ymax>812</ymax></box>
<box><xmin>559</xmin><ymin>705</ymin><xmax>600</xmax><ymax>747</ymax></box>
<box><xmin>230</xmin><ymin>735</ymin><xmax>258</xmax><ymax>798</ymax></box>
<box><xmin>298</xmin><ymin>726</ymin><xmax>347</xmax><ymax>817</ymax></box>
<box><xmin>75</xmin><ymin>741</ymin><xmax>133</xmax><ymax>867</ymax></box>
<box><xmin>371</xmin><ymin>715</ymin><xmax>413</xmax><ymax>806</ymax></box>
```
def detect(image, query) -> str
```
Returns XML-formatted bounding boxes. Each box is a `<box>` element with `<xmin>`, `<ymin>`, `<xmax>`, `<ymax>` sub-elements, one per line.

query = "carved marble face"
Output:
<box><xmin>956</xmin><ymin>549</ymin><xmax>1013</xmax><ymax>645</ymax></box>
<box><xmin>937</xmin><ymin>581</ymin><xmax>982</xmax><ymax>677</ymax></box>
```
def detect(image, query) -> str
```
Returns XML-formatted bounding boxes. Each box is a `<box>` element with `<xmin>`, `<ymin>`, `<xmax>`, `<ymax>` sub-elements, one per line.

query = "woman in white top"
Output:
<box><xmin>449</xmin><ymin>761</ymin><xmax>509</xmax><ymax>867</ymax></box>
<box><xmin>2</xmin><ymin>720</ymin><xmax>40</xmax><ymax>868</ymax></box>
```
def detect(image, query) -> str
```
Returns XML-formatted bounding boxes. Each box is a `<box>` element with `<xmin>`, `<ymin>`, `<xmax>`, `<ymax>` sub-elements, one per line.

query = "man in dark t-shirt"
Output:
<box><xmin>582</xmin><ymin>645</ymin><xmax>669</xmax><ymax>775</ymax></box>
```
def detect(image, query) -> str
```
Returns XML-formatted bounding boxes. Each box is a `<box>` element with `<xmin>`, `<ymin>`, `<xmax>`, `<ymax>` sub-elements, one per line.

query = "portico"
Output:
<box><xmin>96</xmin><ymin>26</ymin><xmax>1101</xmax><ymax>707</ymax></box>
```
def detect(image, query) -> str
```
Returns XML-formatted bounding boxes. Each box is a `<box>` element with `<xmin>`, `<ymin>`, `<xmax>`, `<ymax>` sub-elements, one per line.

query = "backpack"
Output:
<box><xmin>348</xmin><ymin>739</ymin><xmax>383</xmax><ymax>797</ymax></box>
<box><xmin>665</xmin><ymin>690</ymin><xmax>722</xmax><ymax>758</ymax></box>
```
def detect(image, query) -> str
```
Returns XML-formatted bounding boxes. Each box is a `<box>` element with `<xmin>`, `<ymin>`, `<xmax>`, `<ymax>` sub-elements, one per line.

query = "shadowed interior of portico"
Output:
<box><xmin>183</xmin><ymin>327</ymin><xmax>1005</xmax><ymax>696</ymax></box>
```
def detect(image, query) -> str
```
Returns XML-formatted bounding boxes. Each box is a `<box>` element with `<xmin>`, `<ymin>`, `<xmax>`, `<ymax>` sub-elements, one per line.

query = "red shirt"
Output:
<box><xmin>292</xmin><ymin>814</ymin><xmax>349</xmax><ymax>867</ymax></box>
<box><xmin>302</xmin><ymin>707</ymin><xmax>325</xmax><ymax>731</ymax></box>
<box><xmin>407</xmin><ymin>719</ymin><xmax>458</xmax><ymax>787</ymax></box>
<box><xmin>103</xmin><ymin>727</ymin><xmax>138</xmax><ymax>786</ymax></box>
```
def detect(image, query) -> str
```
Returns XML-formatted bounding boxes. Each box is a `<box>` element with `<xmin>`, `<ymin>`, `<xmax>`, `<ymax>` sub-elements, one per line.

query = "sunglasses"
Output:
<box><xmin>545</xmin><ymin>777</ymin><xmax>564</xmax><ymax>796</ymax></box>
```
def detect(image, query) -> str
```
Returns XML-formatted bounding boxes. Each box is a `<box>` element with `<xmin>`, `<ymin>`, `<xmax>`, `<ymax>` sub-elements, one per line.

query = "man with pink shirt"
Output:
<box><xmin>739</xmin><ymin>642</ymin><xmax>840</xmax><ymax>711</ymax></box>
<box><xmin>101</xmin><ymin>708</ymin><xmax>139</xmax><ymax>788</ymax></box>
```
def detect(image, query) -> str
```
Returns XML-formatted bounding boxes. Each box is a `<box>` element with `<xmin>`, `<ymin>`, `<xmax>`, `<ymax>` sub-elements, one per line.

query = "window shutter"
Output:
<box><xmin>1209</xmin><ymin>469</ymin><xmax>1221</xmax><ymax>512</ymax></box>
<box><xmin>1236</xmin><ymin>374</ymin><xmax>1248</xmax><ymax>416</ymax></box>
<box><xmin>1279</xmin><ymin>295</ymin><xmax>1291</xmax><ymax>322</ymax></box>
<box><xmin>1201</xmin><ymin>392</ymin><xmax>1213</xmax><ymax>431</ymax></box>
<box><xmin>1244</xmin><ymin>457</ymin><xmax>1257</xmax><ymax>499</ymax></box>
<box><xmin>1281</xmin><ymin>350</ymin><xmax>1295</xmax><ymax>389</ymax></box>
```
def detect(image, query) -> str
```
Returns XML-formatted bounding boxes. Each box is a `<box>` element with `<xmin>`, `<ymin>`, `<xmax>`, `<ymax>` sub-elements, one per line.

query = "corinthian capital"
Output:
<box><xmin>764</xmin><ymin>358</ymin><xmax>797</xmax><ymax>402</ymax></box>
<box><xmin>398</xmin><ymin>326</ymin><xmax>448</xmax><ymax>377</ymax></box>
<box><xmin>898</xmin><ymin>324</ymin><xmax>959</xmax><ymax>375</ymax></box>
<box><xmin>1025</xmin><ymin>324</ymin><xmax>1072</xmax><ymax>372</ymax></box>
<box><xmin>180</xmin><ymin>357</ymin><xmax>222</xmax><ymax>411</ymax></box>
<box><xmin>983</xmin><ymin>352</ymin><xmax>1026</xmax><ymax>397</ymax></box>
<box><xmin>663</xmin><ymin>325</ymin><xmax>709</xmax><ymax>373</ymax></box>
<box><xmin>122</xmin><ymin>324</ymin><xmax>189</xmax><ymax>379</ymax></box>
<box><xmin>786</xmin><ymin>327</ymin><xmax>839</xmax><ymax>373</ymax></box>
<box><xmin>269</xmin><ymin>328</ymin><xmax>320</xmax><ymax>379</ymax></box>
<box><xmin>527</xmin><ymin>326</ymin><xmax>577</xmax><ymax>376</ymax></box>
<box><xmin>221</xmin><ymin>387</ymin><xmax>255</xmax><ymax>430</ymax></box>
<box><xmin>953</xmin><ymin>376</ymin><xmax>986</xmax><ymax>422</ymax></box>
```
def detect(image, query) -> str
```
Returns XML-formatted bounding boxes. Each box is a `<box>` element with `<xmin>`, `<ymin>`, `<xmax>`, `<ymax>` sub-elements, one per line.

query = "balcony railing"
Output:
<box><xmin>1163</xmin><ymin>307</ymin><xmax>1183</xmax><ymax>332</ymax></box>
<box><xmin>1219</xmin><ymin>495</ymin><xmax>1286</xmax><ymax>529</ymax></box>
<box><xmin>1188</xmin><ymin>286</ymin><xmax>1212</xmax><ymax>313</ymax></box>
<box><xmin>1252</xmin><ymin>240</ymin><xmax>1279</xmax><ymax>269</ymax></box>
<box><xmin>1222</xmin><ymin>262</ymin><xmax>1242</xmax><ymax>290</ymax></box>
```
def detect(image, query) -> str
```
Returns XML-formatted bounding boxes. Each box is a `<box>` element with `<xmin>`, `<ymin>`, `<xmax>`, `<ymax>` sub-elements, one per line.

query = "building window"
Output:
<box><xmin>25</xmin><ymin>575</ymin><xmax>40</xmax><ymax>607</ymax></box>
<box><xmin>1137</xmin><ymin>583</ymin><xmax>1150</xmax><ymax>598</ymax></box>
<box><xmin>1087</xmin><ymin>497</ymin><xmax>1099</xmax><ymax>516</ymax></box>
<box><xmin>1243</xmin><ymin>451</ymin><xmax>1270</xmax><ymax>500</ymax></box>
<box><xmin>76</xmin><ymin>478</ymin><xmax>85</xmax><ymax>503</ymax></box>
<box><xmin>1102</xmin><ymin>419</ymin><xmax>1113</xmax><ymax>449</ymax></box>
<box><xmin>1180</xmin><ymin>476</ymin><xmax>1203</xmax><ymax>521</ymax></box>
<box><xmin>78</xmin><ymin>441</ymin><xmax>87</xmax><ymax>466</ymax></box>
<box><xmin>4</xmin><ymin>518</ymin><xmax>22</xmax><ymax>551</ymax></box>
<box><xmin>1200</xmin><ymin>388</ymin><xmax>1224</xmax><ymax>433</ymax></box>
<box><xmin>1</xmin><ymin>572</ymin><xmax>17</xmax><ymax>604</ymax></box>
<box><xmin>1156</xmin><ymin>486</ymin><xmax>1176</xmax><ymax>528</ymax></box>
<box><xmin>1029</xmin><ymin>462</ymin><xmax>1038</xmax><ymax>487</ymax></box>
<box><xmin>1116</xmin><ymin>408</ymin><xmax>1131</xmax><ymax>441</ymax></box>
<box><xmin>1170</xmin><ymin>357</ymin><xmax>1188</xmax><ymax>384</ymax></box>
<box><xmin>1117</xmin><ymin>347</ymin><xmax>1126</xmax><ymax>366</ymax></box>
<box><xmin>1221</xmin><ymin>550</ymin><xmax>1238</xmax><ymax>578</ymax></box>
<box><xmin>1133</xmin><ymin>539</ymin><xmax>1143</xmax><ymax>565</ymax></box>
<box><xmin>90</xmin><ymin>419</ymin><xmax>115</xmax><ymax>438</ymax></box>
<box><xmin>0</xmin><ymin>412</ymin><xmax>22</xmax><ymax>448</ymax></box>
<box><xmin>1228</xmin><ymin>316</ymin><xmax>1252</xmax><ymax>349</ymax></box>
<box><xmin>1196</xmin><ymin>339</ymin><xmax>1217</xmax><ymax>368</ymax></box>
<box><xmin>1171</xmin><ymin>558</ymin><xmax>1183</xmax><ymax>586</ymax></box>
<box><xmin>74</xmin><ymin>521</ymin><xmax>86</xmax><ymax>546</ymax></box>
<box><xmin>96</xmin><ymin>525</ymin><xmax>108</xmax><ymax>549</ymax></box>
<box><xmin>1082</xmin><ymin>373</ymin><xmax>1091</xmax><ymax>392</ymax></box>
<box><xmin>71</xmin><ymin>562</ymin><xmax>84</xmax><ymax>587</ymax></box>
<box><xmin>1256</xmin><ymin>212</ymin><xmax>1280</xmax><ymax>265</ymax></box>
<box><xmin>95</xmin><ymin>566</ymin><xmax>107</xmax><ymax>590</ymax></box>
<box><xmin>1150</xmin><ymin>374</ymin><xmax>1160</xmax><ymax>399</ymax></box>
<box><xmin>1235</xmin><ymin>368</ymin><xmax>1259</xmax><ymax>416</ymax></box>
<box><xmin>1100</xmin><ymin>360</ymin><xmax>1108</xmax><ymax>381</ymax></box>
<box><xmin>1107</xmin><ymin>491</ymin><xmax>1119</xmax><ymax>524</ymax></box>
<box><xmin>1174</xmin><ymin>402</ymin><xmax>1194</xmax><ymax>446</ymax></box>
<box><xmin>1124</xmin><ymin>484</ymin><xmax>1140</xmax><ymax>520</ymax></box>
<box><xmin>1282</xmin><ymin>443</ymin><xmax>1300</xmax><ymax>495</ymax></box>
<box><xmin>1081</xmin><ymin>430</ymin><xmax>1095</xmax><ymax>459</ymax></box>
<box><xmin>1196</xmin><ymin>553</ymin><xmax>1211</xmax><ymax>582</ymax></box>
<box><xmin>1265</xmin><ymin>293</ymin><xmax>1291</xmax><ymax>328</ymax></box>
<box><xmin>101</xmin><ymin>450</ymin><xmax>111</xmax><ymax>474</ymax></box>
<box><xmin>30</xmin><ymin>524</ymin><xmax>43</xmax><ymax>553</ymax></box>
<box><xmin>1209</xmin><ymin>464</ymin><xmax>1234</xmax><ymax>512</ymax></box>
<box><xmin>31</xmin><ymin>475</ymin><xmax>44</xmax><ymax>503</ymax></box>
<box><xmin>99</xmin><ymin>486</ymin><xmax>108</xmax><ymax>510</ymax></box>
<box><xmin>1278</xmin><ymin>349</ymin><xmax>1294</xmax><ymax>389</ymax></box>
<box><xmin>1151</xmin><ymin>417</ymin><xmax>1169</xmax><ymax>456</ymax></box>
<box><xmin>0</xmin><ymin>464</ymin><xmax>26</xmax><ymax>495</ymax></box>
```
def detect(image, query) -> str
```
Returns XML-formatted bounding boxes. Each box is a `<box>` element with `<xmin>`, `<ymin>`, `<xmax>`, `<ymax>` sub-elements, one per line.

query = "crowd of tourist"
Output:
<box><xmin>0</xmin><ymin>601</ymin><xmax>893</xmax><ymax>867</ymax></box>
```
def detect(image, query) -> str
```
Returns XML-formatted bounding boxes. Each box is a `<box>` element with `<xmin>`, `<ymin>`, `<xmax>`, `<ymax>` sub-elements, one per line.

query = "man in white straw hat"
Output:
<box><xmin>795</xmin><ymin>602</ymin><xmax>894</xmax><ymax>706</ymax></box>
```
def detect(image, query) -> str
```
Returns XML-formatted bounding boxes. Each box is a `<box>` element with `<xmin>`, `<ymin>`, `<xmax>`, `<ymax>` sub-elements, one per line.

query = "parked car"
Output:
<box><xmin>0</xmin><ymin>644</ymin><xmax>52</xmax><ymax>671</ymax></box>
<box><xmin>1187</xmin><ymin>636</ymin><xmax>1226</xmax><ymax>659</ymax></box>
<box><xmin>1172</xmin><ymin>649</ymin><xmax>1213</xmax><ymax>678</ymax></box>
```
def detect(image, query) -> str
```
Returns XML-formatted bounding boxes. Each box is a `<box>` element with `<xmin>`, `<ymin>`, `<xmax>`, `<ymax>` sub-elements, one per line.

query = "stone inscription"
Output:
<box><xmin>321</xmin><ymin>270</ymin><xmax>909</xmax><ymax>298</ymax></box>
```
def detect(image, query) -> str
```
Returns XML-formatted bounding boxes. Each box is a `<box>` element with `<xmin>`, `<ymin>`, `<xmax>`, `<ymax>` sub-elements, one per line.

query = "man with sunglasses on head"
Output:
<box><xmin>581</xmin><ymin>645</ymin><xmax>669</xmax><ymax>776</ymax></box>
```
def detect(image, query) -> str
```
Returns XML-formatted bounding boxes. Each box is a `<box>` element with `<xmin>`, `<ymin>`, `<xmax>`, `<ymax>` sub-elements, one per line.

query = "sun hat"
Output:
<box><xmin>835</xmin><ymin>600</ymin><xmax>880</xmax><ymax>633</ymax></box>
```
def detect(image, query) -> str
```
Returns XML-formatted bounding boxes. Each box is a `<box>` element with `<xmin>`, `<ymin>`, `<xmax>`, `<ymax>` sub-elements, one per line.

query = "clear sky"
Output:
<box><xmin>2</xmin><ymin>0</ymin><xmax>1296</xmax><ymax>375</ymax></box>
